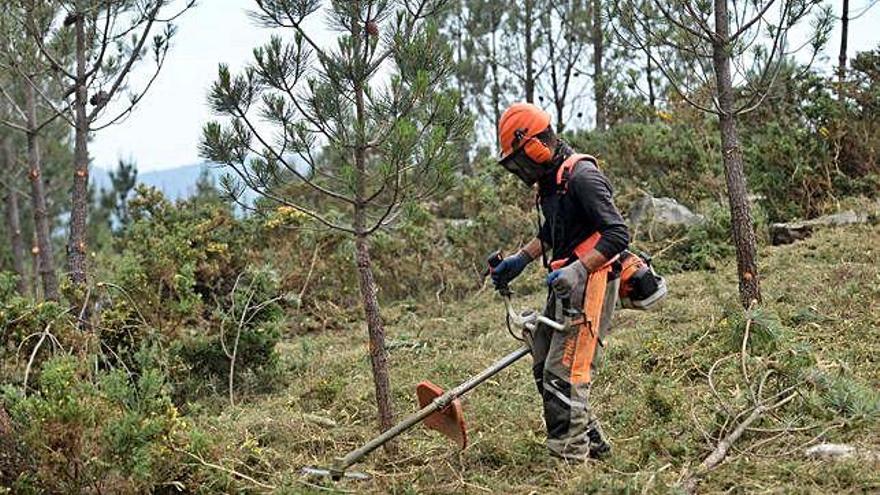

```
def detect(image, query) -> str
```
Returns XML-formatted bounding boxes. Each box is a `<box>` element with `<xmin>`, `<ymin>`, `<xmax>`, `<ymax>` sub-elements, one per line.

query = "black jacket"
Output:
<box><xmin>536</xmin><ymin>152</ymin><xmax>630</xmax><ymax>263</ymax></box>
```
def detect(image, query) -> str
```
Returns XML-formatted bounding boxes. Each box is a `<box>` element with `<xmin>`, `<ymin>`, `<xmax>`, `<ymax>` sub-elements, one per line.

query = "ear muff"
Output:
<box><xmin>522</xmin><ymin>136</ymin><xmax>553</xmax><ymax>164</ymax></box>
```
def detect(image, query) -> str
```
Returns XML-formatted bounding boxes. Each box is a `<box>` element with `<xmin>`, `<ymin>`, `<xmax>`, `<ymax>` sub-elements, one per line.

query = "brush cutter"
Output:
<box><xmin>301</xmin><ymin>252</ymin><xmax>569</xmax><ymax>482</ymax></box>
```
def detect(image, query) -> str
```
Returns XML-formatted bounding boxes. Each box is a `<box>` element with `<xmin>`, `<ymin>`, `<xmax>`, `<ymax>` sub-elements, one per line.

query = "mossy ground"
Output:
<box><xmin>189</xmin><ymin>224</ymin><xmax>880</xmax><ymax>494</ymax></box>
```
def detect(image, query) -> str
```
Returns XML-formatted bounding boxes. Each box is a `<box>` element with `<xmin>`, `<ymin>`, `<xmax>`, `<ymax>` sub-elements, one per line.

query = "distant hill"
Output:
<box><xmin>92</xmin><ymin>163</ymin><xmax>237</xmax><ymax>202</ymax></box>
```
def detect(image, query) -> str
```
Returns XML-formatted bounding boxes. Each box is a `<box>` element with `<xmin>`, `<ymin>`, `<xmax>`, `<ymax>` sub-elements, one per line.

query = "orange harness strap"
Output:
<box><xmin>555</xmin><ymin>153</ymin><xmax>598</xmax><ymax>191</ymax></box>
<box><xmin>549</xmin><ymin>232</ymin><xmax>612</xmax><ymax>271</ymax></box>
<box><xmin>547</xmin><ymin>153</ymin><xmax>614</xmax><ymax>385</ymax></box>
<box><xmin>569</xmin><ymin>264</ymin><xmax>610</xmax><ymax>385</ymax></box>
<box><xmin>552</xmin><ymin>233</ymin><xmax>616</xmax><ymax>385</ymax></box>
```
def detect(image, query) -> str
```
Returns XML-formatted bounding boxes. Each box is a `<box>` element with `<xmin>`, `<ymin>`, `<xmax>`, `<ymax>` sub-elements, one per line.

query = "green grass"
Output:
<box><xmin>190</xmin><ymin>224</ymin><xmax>880</xmax><ymax>494</ymax></box>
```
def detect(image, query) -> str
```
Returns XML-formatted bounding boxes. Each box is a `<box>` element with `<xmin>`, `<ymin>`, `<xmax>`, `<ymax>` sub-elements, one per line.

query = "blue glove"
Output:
<box><xmin>546</xmin><ymin>261</ymin><xmax>588</xmax><ymax>299</ymax></box>
<box><xmin>491</xmin><ymin>251</ymin><xmax>532</xmax><ymax>289</ymax></box>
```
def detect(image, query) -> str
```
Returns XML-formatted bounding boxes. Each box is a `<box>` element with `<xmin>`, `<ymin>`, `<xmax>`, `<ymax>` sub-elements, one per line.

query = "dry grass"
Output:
<box><xmin>188</xmin><ymin>224</ymin><xmax>880</xmax><ymax>494</ymax></box>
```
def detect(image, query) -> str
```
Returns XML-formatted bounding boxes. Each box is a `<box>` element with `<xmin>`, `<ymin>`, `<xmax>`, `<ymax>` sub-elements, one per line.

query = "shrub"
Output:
<box><xmin>568</xmin><ymin>119</ymin><xmax>723</xmax><ymax>212</ymax></box>
<box><xmin>95</xmin><ymin>186</ymin><xmax>285</xmax><ymax>400</ymax></box>
<box><xmin>568</xmin><ymin>53</ymin><xmax>880</xmax><ymax>223</ymax></box>
<box><xmin>1</xmin><ymin>354</ymin><xmax>190</xmax><ymax>493</ymax></box>
<box><xmin>175</xmin><ymin>267</ymin><xmax>285</xmax><ymax>399</ymax></box>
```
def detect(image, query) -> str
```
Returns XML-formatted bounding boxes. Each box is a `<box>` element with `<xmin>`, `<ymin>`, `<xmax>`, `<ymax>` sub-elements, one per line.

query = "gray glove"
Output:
<box><xmin>546</xmin><ymin>261</ymin><xmax>588</xmax><ymax>299</ymax></box>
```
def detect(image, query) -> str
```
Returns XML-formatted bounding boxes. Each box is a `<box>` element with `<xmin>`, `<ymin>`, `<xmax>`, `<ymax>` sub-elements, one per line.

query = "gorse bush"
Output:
<box><xmin>1</xmin><ymin>354</ymin><xmax>190</xmax><ymax>493</ymax></box>
<box><xmin>175</xmin><ymin>267</ymin><xmax>286</xmax><ymax>398</ymax></box>
<box><xmin>569</xmin><ymin>118</ymin><xmax>724</xmax><ymax>211</ymax></box>
<box><xmin>114</xmin><ymin>185</ymin><xmax>251</xmax><ymax>329</ymax></box>
<box><xmin>0</xmin><ymin>279</ymin><xmax>70</xmax><ymax>353</ymax></box>
<box><xmin>97</xmin><ymin>186</ymin><xmax>286</xmax><ymax>399</ymax></box>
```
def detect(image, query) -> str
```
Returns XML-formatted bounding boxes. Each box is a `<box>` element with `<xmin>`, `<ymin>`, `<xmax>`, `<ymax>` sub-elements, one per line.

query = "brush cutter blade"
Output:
<box><xmin>415</xmin><ymin>380</ymin><xmax>468</xmax><ymax>449</ymax></box>
<box><xmin>301</xmin><ymin>466</ymin><xmax>371</xmax><ymax>481</ymax></box>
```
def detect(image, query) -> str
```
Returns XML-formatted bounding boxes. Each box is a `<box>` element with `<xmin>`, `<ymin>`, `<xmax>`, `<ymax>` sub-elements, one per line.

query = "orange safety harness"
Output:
<box><xmin>541</xmin><ymin>154</ymin><xmax>618</xmax><ymax>385</ymax></box>
<box><xmin>541</xmin><ymin>153</ymin><xmax>666</xmax><ymax>382</ymax></box>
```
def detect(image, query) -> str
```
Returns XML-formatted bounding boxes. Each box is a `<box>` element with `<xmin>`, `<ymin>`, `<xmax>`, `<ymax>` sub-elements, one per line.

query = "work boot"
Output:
<box><xmin>586</xmin><ymin>426</ymin><xmax>611</xmax><ymax>460</ymax></box>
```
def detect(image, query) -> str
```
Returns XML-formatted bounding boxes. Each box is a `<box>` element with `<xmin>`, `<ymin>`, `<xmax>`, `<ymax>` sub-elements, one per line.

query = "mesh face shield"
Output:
<box><xmin>499</xmin><ymin>147</ymin><xmax>548</xmax><ymax>186</ymax></box>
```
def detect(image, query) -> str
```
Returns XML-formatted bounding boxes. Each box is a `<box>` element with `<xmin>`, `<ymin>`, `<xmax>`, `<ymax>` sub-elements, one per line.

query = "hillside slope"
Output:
<box><xmin>191</xmin><ymin>224</ymin><xmax>880</xmax><ymax>494</ymax></box>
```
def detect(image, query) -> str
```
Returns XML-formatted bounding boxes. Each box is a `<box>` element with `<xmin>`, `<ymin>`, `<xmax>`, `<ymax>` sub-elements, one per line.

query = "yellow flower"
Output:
<box><xmin>206</xmin><ymin>242</ymin><xmax>229</xmax><ymax>254</ymax></box>
<box><xmin>265</xmin><ymin>205</ymin><xmax>306</xmax><ymax>229</ymax></box>
<box><xmin>656</xmin><ymin>110</ymin><xmax>674</xmax><ymax>122</ymax></box>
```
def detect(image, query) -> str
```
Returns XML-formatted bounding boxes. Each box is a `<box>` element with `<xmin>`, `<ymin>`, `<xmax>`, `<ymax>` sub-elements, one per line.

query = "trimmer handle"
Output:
<box><xmin>485</xmin><ymin>250</ymin><xmax>511</xmax><ymax>296</ymax></box>
<box><xmin>559</xmin><ymin>294</ymin><xmax>572</xmax><ymax>314</ymax></box>
<box><xmin>487</xmin><ymin>250</ymin><xmax>504</xmax><ymax>270</ymax></box>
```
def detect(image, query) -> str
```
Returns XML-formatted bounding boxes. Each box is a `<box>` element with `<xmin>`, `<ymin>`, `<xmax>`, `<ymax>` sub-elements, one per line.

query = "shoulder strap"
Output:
<box><xmin>555</xmin><ymin>153</ymin><xmax>598</xmax><ymax>193</ymax></box>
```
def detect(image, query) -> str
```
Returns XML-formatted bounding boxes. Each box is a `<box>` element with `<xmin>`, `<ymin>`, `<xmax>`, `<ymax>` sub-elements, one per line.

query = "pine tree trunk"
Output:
<box><xmin>24</xmin><ymin>85</ymin><xmax>60</xmax><ymax>301</ymax></box>
<box><xmin>545</xmin><ymin>10</ymin><xmax>565</xmax><ymax>131</ymax></box>
<box><xmin>646</xmin><ymin>42</ymin><xmax>656</xmax><ymax>109</ymax></box>
<box><xmin>353</xmin><ymin>231</ymin><xmax>395</xmax><ymax>441</ymax></box>
<box><xmin>2</xmin><ymin>137</ymin><xmax>28</xmax><ymax>296</ymax></box>
<box><xmin>456</xmin><ymin>9</ymin><xmax>474</xmax><ymax>176</ymax></box>
<box><xmin>69</xmin><ymin>1</ymin><xmax>90</xmax><ymax>289</ymax></box>
<box><xmin>592</xmin><ymin>0</ymin><xmax>607</xmax><ymax>131</ymax></box>
<box><xmin>490</xmin><ymin>16</ymin><xmax>502</xmax><ymax>150</ymax></box>
<box><xmin>838</xmin><ymin>0</ymin><xmax>849</xmax><ymax>82</ymax></box>
<box><xmin>712</xmin><ymin>0</ymin><xmax>761</xmax><ymax>308</ymax></box>
<box><xmin>30</xmin><ymin>230</ymin><xmax>40</xmax><ymax>299</ymax></box>
<box><xmin>352</xmin><ymin>15</ymin><xmax>395</xmax><ymax>449</ymax></box>
<box><xmin>524</xmin><ymin>0</ymin><xmax>536</xmax><ymax>103</ymax></box>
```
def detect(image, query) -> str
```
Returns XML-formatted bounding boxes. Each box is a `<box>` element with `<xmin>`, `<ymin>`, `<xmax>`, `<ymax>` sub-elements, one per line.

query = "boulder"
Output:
<box><xmin>769</xmin><ymin>210</ymin><xmax>868</xmax><ymax>245</ymax></box>
<box><xmin>628</xmin><ymin>194</ymin><xmax>705</xmax><ymax>240</ymax></box>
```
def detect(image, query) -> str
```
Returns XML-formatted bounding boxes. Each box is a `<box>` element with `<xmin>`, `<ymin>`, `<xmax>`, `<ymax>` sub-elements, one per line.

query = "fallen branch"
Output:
<box><xmin>303</xmin><ymin>413</ymin><xmax>337</xmax><ymax>428</ymax></box>
<box><xmin>681</xmin><ymin>391</ymin><xmax>798</xmax><ymax>493</ymax></box>
<box><xmin>740</xmin><ymin>307</ymin><xmax>754</xmax><ymax>393</ymax></box>
<box><xmin>176</xmin><ymin>448</ymin><xmax>276</xmax><ymax>491</ymax></box>
<box><xmin>653</xmin><ymin>235</ymin><xmax>688</xmax><ymax>258</ymax></box>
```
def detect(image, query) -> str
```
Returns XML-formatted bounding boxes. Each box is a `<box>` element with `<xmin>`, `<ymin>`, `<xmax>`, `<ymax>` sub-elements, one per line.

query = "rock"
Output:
<box><xmin>770</xmin><ymin>210</ymin><xmax>868</xmax><ymax>245</ymax></box>
<box><xmin>805</xmin><ymin>443</ymin><xmax>880</xmax><ymax>462</ymax></box>
<box><xmin>629</xmin><ymin>194</ymin><xmax>705</xmax><ymax>240</ymax></box>
<box><xmin>805</xmin><ymin>443</ymin><xmax>856</xmax><ymax>460</ymax></box>
<box><xmin>302</xmin><ymin>413</ymin><xmax>337</xmax><ymax>428</ymax></box>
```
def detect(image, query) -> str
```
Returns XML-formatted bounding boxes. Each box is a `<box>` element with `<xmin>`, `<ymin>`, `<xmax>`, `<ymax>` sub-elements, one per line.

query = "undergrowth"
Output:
<box><xmin>184</xmin><ymin>224</ymin><xmax>880</xmax><ymax>494</ymax></box>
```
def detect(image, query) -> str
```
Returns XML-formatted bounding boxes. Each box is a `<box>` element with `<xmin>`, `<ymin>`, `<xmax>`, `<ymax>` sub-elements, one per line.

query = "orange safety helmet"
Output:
<box><xmin>498</xmin><ymin>103</ymin><xmax>555</xmax><ymax>185</ymax></box>
<box><xmin>498</xmin><ymin>103</ymin><xmax>553</xmax><ymax>163</ymax></box>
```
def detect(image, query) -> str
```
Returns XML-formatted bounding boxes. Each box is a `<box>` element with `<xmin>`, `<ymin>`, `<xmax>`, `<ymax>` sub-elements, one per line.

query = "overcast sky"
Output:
<box><xmin>90</xmin><ymin>1</ymin><xmax>880</xmax><ymax>172</ymax></box>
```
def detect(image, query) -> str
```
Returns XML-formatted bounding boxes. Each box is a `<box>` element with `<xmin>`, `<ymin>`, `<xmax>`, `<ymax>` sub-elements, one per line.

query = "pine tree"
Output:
<box><xmin>1</xmin><ymin>134</ymin><xmax>29</xmax><ymax>296</ymax></box>
<box><xmin>838</xmin><ymin>0</ymin><xmax>849</xmax><ymax>82</ymax></box>
<box><xmin>0</xmin><ymin>4</ymin><xmax>64</xmax><ymax>300</ymax></box>
<box><xmin>106</xmin><ymin>159</ymin><xmax>138</xmax><ymax>232</ymax></box>
<box><xmin>615</xmin><ymin>0</ymin><xmax>832</xmax><ymax>307</ymax></box>
<box><xmin>201</xmin><ymin>0</ymin><xmax>469</xmax><ymax>442</ymax></box>
<box><xmin>17</xmin><ymin>0</ymin><xmax>194</xmax><ymax>293</ymax></box>
<box><xmin>538</xmin><ymin>0</ymin><xmax>591</xmax><ymax>132</ymax></box>
<box><xmin>91</xmin><ymin>159</ymin><xmax>139</xmax><ymax>246</ymax></box>
<box><xmin>592</xmin><ymin>0</ymin><xmax>607</xmax><ymax>131</ymax></box>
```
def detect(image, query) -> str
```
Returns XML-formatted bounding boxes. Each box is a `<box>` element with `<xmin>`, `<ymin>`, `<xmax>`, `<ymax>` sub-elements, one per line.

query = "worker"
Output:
<box><xmin>490</xmin><ymin>102</ymin><xmax>630</xmax><ymax>461</ymax></box>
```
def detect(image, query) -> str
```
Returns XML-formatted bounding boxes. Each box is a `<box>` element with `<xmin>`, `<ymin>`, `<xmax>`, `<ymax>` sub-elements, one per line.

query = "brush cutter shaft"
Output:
<box><xmin>504</xmin><ymin>296</ymin><xmax>566</xmax><ymax>331</ymax></box>
<box><xmin>333</xmin><ymin>345</ymin><xmax>530</xmax><ymax>475</ymax></box>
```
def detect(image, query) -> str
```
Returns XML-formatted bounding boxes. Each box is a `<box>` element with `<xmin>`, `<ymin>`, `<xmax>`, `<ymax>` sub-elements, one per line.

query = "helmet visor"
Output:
<box><xmin>499</xmin><ymin>147</ymin><xmax>546</xmax><ymax>186</ymax></box>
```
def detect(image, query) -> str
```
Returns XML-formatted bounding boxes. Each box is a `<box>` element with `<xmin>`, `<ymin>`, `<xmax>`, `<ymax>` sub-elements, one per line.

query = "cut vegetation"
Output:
<box><xmin>187</xmin><ymin>223</ymin><xmax>880</xmax><ymax>494</ymax></box>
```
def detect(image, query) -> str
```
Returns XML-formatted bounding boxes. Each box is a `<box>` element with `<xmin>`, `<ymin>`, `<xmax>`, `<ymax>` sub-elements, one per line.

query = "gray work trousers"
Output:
<box><xmin>529</xmin><ymin>268</ymin><xmax>619</xmax><ymax>460</ymax></box>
